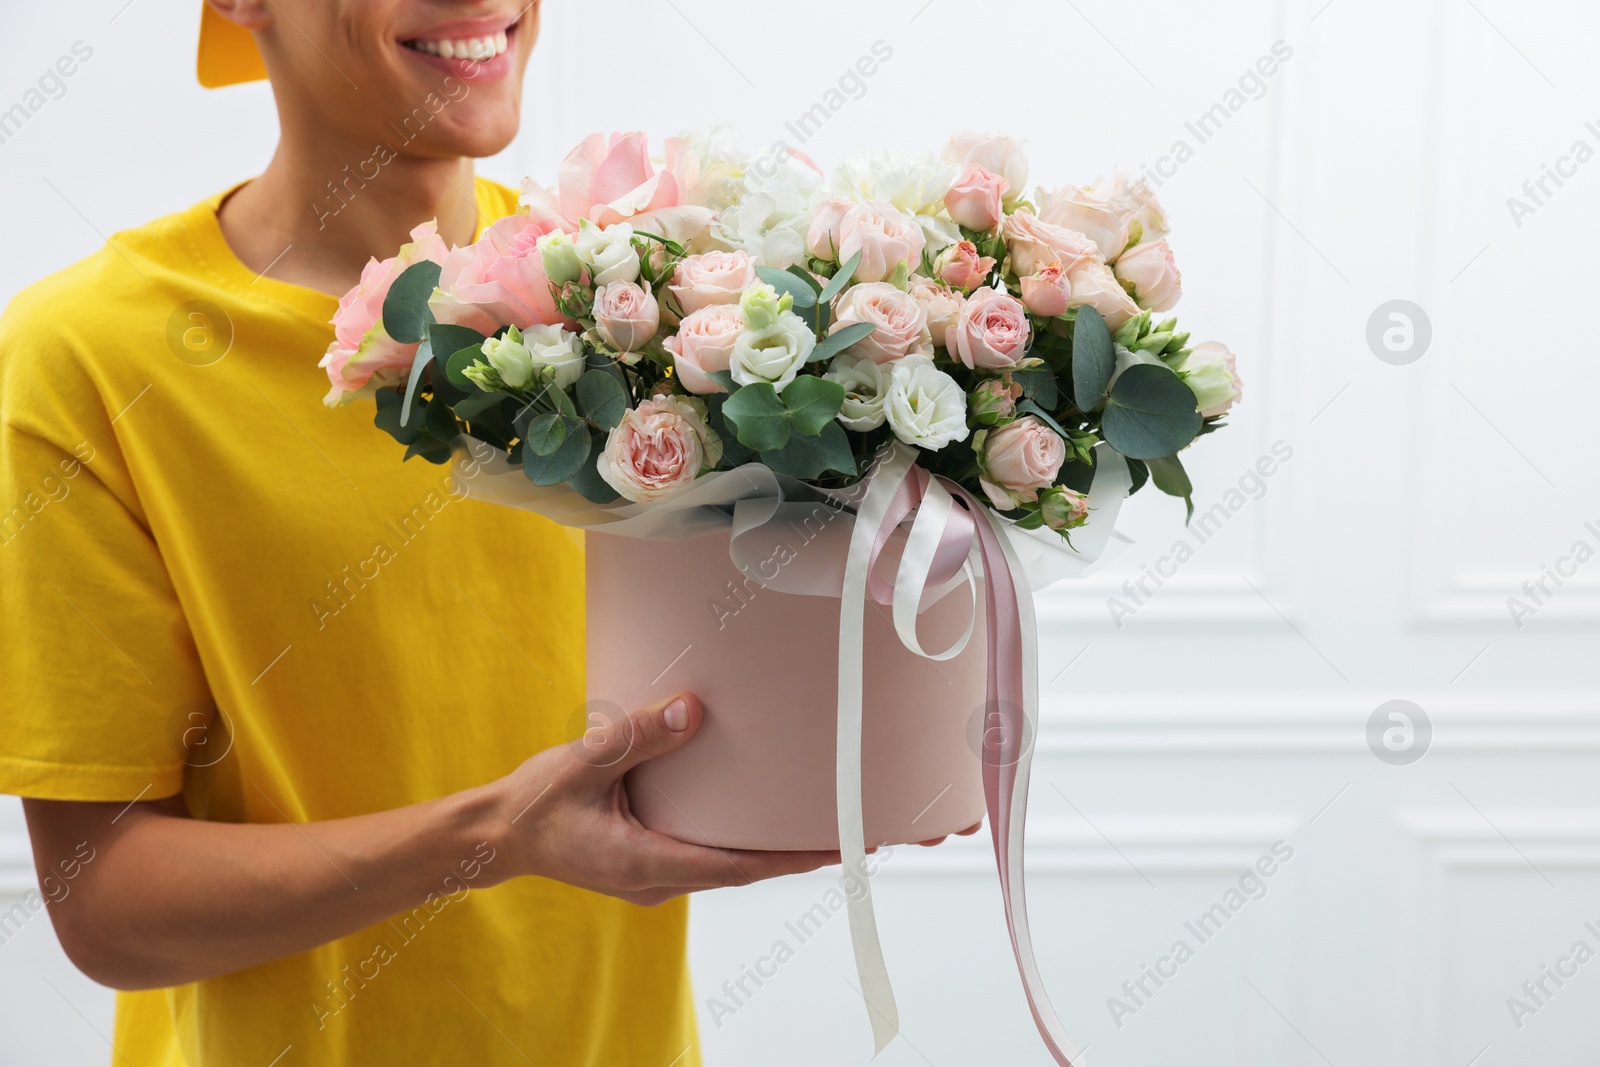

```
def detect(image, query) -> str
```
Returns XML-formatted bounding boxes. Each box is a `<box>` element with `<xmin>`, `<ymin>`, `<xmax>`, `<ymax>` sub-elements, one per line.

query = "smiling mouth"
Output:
<box><xmin>400</xmin><ymin>17</ymin><xmax>518</xmax><ymax>62</ymax></box>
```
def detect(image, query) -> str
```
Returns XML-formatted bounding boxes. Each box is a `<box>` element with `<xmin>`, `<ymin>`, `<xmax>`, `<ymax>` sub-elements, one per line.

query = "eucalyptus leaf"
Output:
<box><xmin>381</xmin><ymin>261</ymin><xmax>443</xmax><ymax>345</ymax></box>
<box><xmin>575</xmin><ymin>369</ymin><xmax>628</xmax><ymax>430</ymax></box>
<box><xmin>721</xmin><ymin>383</ymin><xmax>791</xmax><ymax>452</ymax></box>
<box><xmin>782</xmin><ymin>376</ymin><xmax>845</xmax><ymax>435</ymax></box>
<box><xmin>760</xmin><ymin>422</ymin><xmax>856</xmax><ymax>480</ymax></box>
<box><xmin>429</xmin><ymin>324</ymin><xmax>486</xmax><ymax>375</ymax></box>
<box><xmin>524</xmin><ymin>412</ymin><xmax>568</xmax><ymax>457</ymax></box>
<box><xmin>1099</xmin><ymin>364</ymin><xmax>1203</xmax><ymax>460</ymax></box>
<box><xmin>755</xmin><ymin>266</ymin><xmax>818</xmax><ymax>308</ymax></box>
<box><xmin>1147</xmin><ymin>454</ymin><xmax>1195</xmax><ymax>523</ymax></box>
<box><xmin>1071</xmin><ymin>305</ymin><xmax>1115</xmax><ymax>412</ymax></box>
<box><xmin>403</xmin><ymin>435</ymin><xmax>452</xmax><ymax>465</ymax></box>
<box><xmin>445</xmin><ymin>344</ymin><xmax>488</xmax><ymax>390</ymax></box>
<box><xmin>567</xmin><ymin>429</ymin><xmax>621</xmax><ymax>503</ymax></box>
<box><xmin>452</xmin><ymin>389</ymin><xmax>503</xmax><ymax>422</ymax></box>
<box><xmin>1057</xmin><ymin>449</ymin><xmax>1097</xmax><ymax>494</ymax></box>
<box><xmin>1014</xmin><ymin>368</ymin><xmax>1060</xmax><ymax>408</ymax></box>
<box><xmin>522</xmin><ymin>417</ymin><xmax>590</xmax><ymax>485</ymax></box>
<box><xmin>399</xmin><ymin>341</ymin><xmax>433</xmax><ymax>428</ymax></box>
<box><xmin>786</xmin><ymin>264</ymin><xmax>824</xmax><ymax>294</ymax></box>
<box><xmin>818</xmin><ymin>251</ymin><xmax>863</xmax><ymax>303</ymax></box>
<box><xmin>706</xmin><ymin>395</ymin><xmax>756</xmax><ymax>468</ymax></box>
<box><xmin>1125</xmin><ymin>457</ymin><xmax>1150</xmax><ymax>496</ymax></box>
<box><xmin>374</xmin><ymin>389</ymin><xmax>424</xmax><ymax>446</ymax></box>
<box><xmin>706</xmin><ymin>369</ymin><xmax>737</xmax><ymax>392</ymax></box>
<box><xmin>424</xmin><ymin>390</ymin><xmax>458</xmax><ymax>443</ymax></box>
<box><xmin>1017</xmin><ymin>399</ymin><xmax>1070</xmax><ymax>440</ymax></box>
<box><xmin>808</xmin><ymin>322</ymin><xmax>876</xmax><ymax>364</ymax></box>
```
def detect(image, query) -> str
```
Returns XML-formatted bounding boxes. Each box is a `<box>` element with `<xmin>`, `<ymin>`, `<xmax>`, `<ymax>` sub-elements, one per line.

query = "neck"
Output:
<box><xmin>217</xmin><ymin>133</ymin><xmax>480</xmax><ymax>298</ymax></box>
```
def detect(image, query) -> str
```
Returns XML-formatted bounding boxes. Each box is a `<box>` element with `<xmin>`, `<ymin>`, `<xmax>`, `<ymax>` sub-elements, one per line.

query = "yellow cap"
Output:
<box><xmin>197</xmin><ymin>5</ymin><xmax>268</xmax><ymax>88</ymax></box>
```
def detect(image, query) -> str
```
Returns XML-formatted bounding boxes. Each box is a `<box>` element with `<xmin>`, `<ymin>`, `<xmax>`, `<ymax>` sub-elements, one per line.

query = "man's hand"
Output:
<box><xmin>490</xmin><ymin>693</ymin><xmax>841</xmax><ymax>907</ymax></box>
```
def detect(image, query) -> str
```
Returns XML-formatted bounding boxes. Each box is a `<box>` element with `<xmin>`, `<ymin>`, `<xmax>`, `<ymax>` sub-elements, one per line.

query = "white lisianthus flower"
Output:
<box><xmin>520</xmin><ymin>323</ymin><xmax>587</xmax><ymax>389</ymax></box>
<box><xmin>729</xmin><ymin>310</ymin><xmax>816</xmax><ymax>393</ymax></box>
<box><xmin>710</xmin><ymin>151</ymin><xmax>824</xmax><ymax>269</ymax></box>
<box><xmin>885</xmin><ymin>355</ymin><xmax>969</xmax><ymax>450</ymax></box>
<box><xmin>536</xmin><ymin>231</ymin><xmax>583</xmax><ymax>286</ymax></box>
<box><xmin>823</xmin><ymin>353</ymin><xmax>889</xmax><ymax>431</ymax></box>
<box><xmin>479</xmin><ymin>327</ymin><xmax>536</xmax><ymax>389</ymax></box>
<box><xmin>1170</xmin><ymin>341</ymin><xmax>1243</xmax><ymax>418</ymax></box>
<box><xmin>826</xmin><ymin>149</ymin><xmax>962</xmax><ymax>257</ymax></box>
<box><xmin>575</xmin><ymin>220</ymin><xmax>640</xmax><ymax>286</ymax></box>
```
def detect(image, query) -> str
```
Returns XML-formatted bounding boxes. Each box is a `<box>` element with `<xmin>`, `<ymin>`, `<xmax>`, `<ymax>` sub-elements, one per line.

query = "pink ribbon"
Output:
<box><xmin>851</xmin><ymin>458</ymin><xmax>1084</xmax><ymax>1067</ymax></box>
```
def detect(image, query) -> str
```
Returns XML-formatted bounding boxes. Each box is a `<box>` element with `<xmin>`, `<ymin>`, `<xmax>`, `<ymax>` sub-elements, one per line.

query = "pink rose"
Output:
<box><xmin>935</xmin><ymin>240</ymin><xmax>996</xmax><ymax>292</ymax></box>
<box><xmin>838</xmin><ymin>200</ymin><xmax>927</xmax><ymax>283</ymax></box>
<box><xmin>520</xmin><ymin>131</ymin><xmax>715</xmax><ymax>247</ymax></box>
<box><xmin>830</xmin><ymin>282</ymin><xmax>934</xmax><ymax>364</ymax></box>
<box><xmin>428</xmin><ymin>214</ymin><xmax>563</xmax><ymax>337</ymax></box>
<box><xmin>668</xmin><ymin>250</ymin><xmax>756</xmax><ymax>316</ymax></box>
<box><xmin>806</xmin><ymin>198</ymin><xmax>853</xmax><ymax>262</ymax></box>
<box><xmin>909</xmin><ymin>278</ymin><xmax>966</xmax><ymax>344</ymax></box>
<box><xmin>1020</xmin><ymin>263</ymin><xmax>1072</xmax><ymax>318</ymax></box>
<box><xmin>945</xmin><ymin>165</ymin><xmax>1010</xmax><ymax>232</ymax></box>
<box><xmin>666</xmin><ymin>304</ymin><xmax>743</xmax><ymax>394</ymax></box>
<box><xmin>945</xmin><ymin>287</ymin><xmax>1032</xmax><ymax>370</ymax></box>
<box><xmin>1036</xmin><ymin>185</ymin><xmax>1131</xmax><ymax>262</ymax></box>
<box><xmin>1113</xmin><ymin>239</ymin><xmax>1182</xmax><ymax>312</ymax></box>
<box><xmin>943</xmin><ymin>132</ymin><xmax>1029</xmax><ymax>202</ymax></box>
<box><xmin>320</xmin><ymin>220</ymin><xmax>449</xmax><ymax>407</ymax></box>
<box><xmin>596</xmin><ymin>395</ymin><xmax>721</xmax><ymax>502</ymax></box>
<box><xmin>1040</xmin><ymin>486</ymin><xmax>1091</xmax><ymax>532</ymax></box>
<box><xmin>979</xmin><ymin>416</ymin><xmax>1066</xmax><ymax>510</ymax></box>
<box><xmin>1002</xmin><ymin>211</ymin><xmax>1105</xmax><ymax>279</ymax></box>
<box><xmin>969</xmin><ymin>377</ymin><xmax>1022</xmax><ymax>425</ymax></box>
<box><xmin>594</xmin><ymin>281</ymin><xmax>661</xmax><ymax>354</ymax></box>
<box><xmin>1067</xmin><ymin>262</ymin><xmax>1141</xmax><ymax>331</ymax></box>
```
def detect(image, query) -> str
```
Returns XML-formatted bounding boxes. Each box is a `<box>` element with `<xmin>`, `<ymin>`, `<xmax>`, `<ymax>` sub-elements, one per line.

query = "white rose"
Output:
<box><xmin>729</xmin><ymin>310</ymin><xmax>816</xmax><ymax>393</ymax></box>
<box><xmin>823</xmin><ymin>353</ymin><xmax>889</xmax><ymax>431</ymax></box>
<box><xmin>575</xmin><ymin>220</ymin><xmax>640</xmax><ymax>286</ymax></box>
<box><xmin>885</xmin><ymin>354</ymin><xmax>969</xmax><ymax>451</ymax></box>
<box><xmin>1090</xmin><ymin>172</ymin><xmax>1171</xmax><ymax>244</ymax></box>
<box><xmin>520</xmin><ymin>323</ymin><xmax>587</xmax><ymax>389</ymax></box>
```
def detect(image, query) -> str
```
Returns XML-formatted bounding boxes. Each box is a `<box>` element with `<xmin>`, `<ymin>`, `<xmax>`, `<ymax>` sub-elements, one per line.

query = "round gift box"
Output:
<box><xmin>586</xmin><ymin>527</ymin><xmax>988</xmax><ymax>851</ymax></box>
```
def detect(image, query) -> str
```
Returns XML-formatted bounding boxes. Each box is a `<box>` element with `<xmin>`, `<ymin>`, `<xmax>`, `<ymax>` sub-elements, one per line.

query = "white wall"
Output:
<box><xmin>4</xmin><ymin>1</ymin><xmax>1599</xmax><ymax>1065</ymax></box>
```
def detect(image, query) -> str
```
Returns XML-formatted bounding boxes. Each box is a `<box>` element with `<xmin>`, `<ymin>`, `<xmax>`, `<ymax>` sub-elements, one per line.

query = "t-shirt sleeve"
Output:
<box><xmin>0</xmin><ymin>294</ymin><xmax>209</xmax><ymax>801</ymax></box>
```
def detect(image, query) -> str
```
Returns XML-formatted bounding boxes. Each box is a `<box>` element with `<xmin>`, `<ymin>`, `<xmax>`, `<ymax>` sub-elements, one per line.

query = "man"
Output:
<box><xmin>0</xmin><ymin>3</ymin><xmax>844</xmax><ymax>1063</ymax></box>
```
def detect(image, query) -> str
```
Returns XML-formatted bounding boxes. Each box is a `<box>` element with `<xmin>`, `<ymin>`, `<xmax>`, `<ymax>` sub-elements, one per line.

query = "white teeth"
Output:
<box><xmin>405</xmin><ymin>30</ymin><xmax>511</xmax><ymax>62</ymax></box>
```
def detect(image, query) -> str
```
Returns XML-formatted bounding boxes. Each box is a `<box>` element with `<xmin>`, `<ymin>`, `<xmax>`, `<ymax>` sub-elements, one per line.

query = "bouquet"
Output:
<box><xmin>319</xmin><ymin>129</ymin><xmax>1243</xmax><ymax>1067</ymax></box>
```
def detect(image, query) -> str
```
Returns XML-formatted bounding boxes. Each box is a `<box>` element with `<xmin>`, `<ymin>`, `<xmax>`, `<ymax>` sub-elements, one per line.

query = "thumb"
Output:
<box><xmin>571</xmin><ymin>693</ymin><xmax>701</xmax><ymax>778</ymax></box>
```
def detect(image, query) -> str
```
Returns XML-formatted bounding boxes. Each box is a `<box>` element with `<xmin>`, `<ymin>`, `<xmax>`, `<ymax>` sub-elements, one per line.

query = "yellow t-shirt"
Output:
<box><xmin>0</xmin><ymin>178</ymin><xmax>699</xmax><ymax>1067</ymax></box>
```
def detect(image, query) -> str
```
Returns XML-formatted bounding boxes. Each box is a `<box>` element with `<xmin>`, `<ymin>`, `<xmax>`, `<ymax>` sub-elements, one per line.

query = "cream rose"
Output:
<box><xmin>908</xmin><ymin>278</ymin><xmax>966</xmax><ymax>344</ymax></box>
<box><xmin>1091</xmin><ymin>172</ymin><xmax>1171</xmax><ymax>244</ymax></box>
<box><xmin>1067</xmin><ymin>262</ymin><xmax>1141</xmax><ymax>331</ymax></box>
<box><xmin>829</xmin><ymin>282</ymin><xmax>933</xmax><ymax>364</ymax></box>
<box><xmin>885</xmin><ymin>355</ymin><xmax>969</xmax><ymax>450</ymax></box>
<box><xmin>1172</xmin><ymin>341</ymin><xmax>1243</xmax><ymax>418</ymax></box>
<box><xmin>669</xmin><ymin>250</ymin><xmax>757</xmax><ymax>316</ymax></box>
<box><xmin>1113</xmin><ymin>239</ymin><xmax>1182</xmax><ymax>312</ymax></box>
<box><xmin>837</xmin><ymin>199</ymin><xmax>927</xmax><ymax>283</ymax></box>
<box><xmin>1036</xmin><ymin>185</ymin><xmax>1131</xmax><ymax>263</ymax></box>
<box><xmin>822</xmin><ymin>353</ymin><xmax>889</xmax><ymax>431</ymax></box>
<box><xmin>806</xmin><ymin>198</ymin><xmax>853</xmax><ymax>262</ymax></box>
<box><xmin>596</xmin><ymin>395</ymin><xmax>722</xmax><ymax>503</ymax></box>
<box><xmin>729</xmin><ymin>310</ymin><xmax>816</xmax><ymax>393</ymax></box>
<box><xmin>666</xmin><ymin>304</ymin><xmax>743</xmax><ymax>395</ymax></box>
<box><xmin>575</xmin><ymin>220</ymin><xmax>641</xmax><ymax>286</ymax></box>
<box><xmin>1002</xmin><ymin>211</ymin><xmax>1105</xmax><ymax>279</ymax></box>
<box><xmin>593</xmin><ymin>281</ymin><xmax>661</xmax><ymax>353</ymax></box>
<box><xmin>946</xmin><ymin>286</ymin><xmax>1032</xmax><ymax>370</ymax></box>
<box><xmin>979</xmin><ymin>416</ymin><xmax>1066</xmax><ymax>510</ymax></box>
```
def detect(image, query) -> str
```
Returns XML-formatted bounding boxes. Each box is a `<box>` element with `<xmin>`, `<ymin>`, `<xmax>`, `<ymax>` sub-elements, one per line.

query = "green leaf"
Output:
<box><xmin>381</xmin><ymin>261</ymin><xmax>443</xmax><ymax>345</ymax></box>
<box><xmin>1100</xmin><ymin>364</ymin><xmax>1203</xmax><ymax>460</ymax></box>
<box><xmin>705</xmin><ymin>369</ymin><xmax>737</xmax><ymax>392</ymax></box>
<box><xmin>706</xmin><ymin>395</ymin><xmax>755</xmax><ymax>468</ymax></box>
<box><xmin>760</xmin><ymin>422</ymin><xmax>857</xmax><ymax>479</ymax></box>
<box><xmin>399</xmin><ymin>341</ymin><xmax>434</xmax><ymax>427</ymax></box>
<box><xmin>808</xmin><ymin>322</ymin><xmax>876</xmax><ymax>364</ymax></box>
<box><xmin>1017</xmin><ymin>399</ymin><xmax>1070</xmax><ymax>441</ymax></box>
<box><xmin>781</xmin><ymin>376</ymin><xmax>845</xmax><ymax>435</ymax></box>
<box><xmin>575</xmin><ymin>369</ymin><xmax>628</xmax><ymax>430</ymax></box>
<box><xmin>567</xmin><ymin>429</ymin><xmax>621</xmax><ymax>503</ymax></box>
<box><xmin>453</xmin><ymin>389</ymin><xmax>503</xmax><ymax>422</ymax></box>
<box><xmin>1014</xmin><ymin>368</ymin><xmax>1060</xmax><ymax>409</ymax></box>
<box><xmin>786</xmin><ymin>264</ymin><xmax>824</xmax><ymax>294</ymax></box>
<box><xmin>424</xmin><ymin>390</ymin><xmax>459</xmax><ymax>443</ymax></box>
<box><xmin>445</xmin><ymin>344</ymin><xmax>488</xmax><ymax>390</ymax></box>
<box><xmin>1125</xmin><ymin>457</ymin><xmax>1150</xmax><ymax>495</ymax></box>
<box><xmin>818</xmin><ymin>251</ymin><xmax>863</xmax><ymax>304</ymax></box>
<box><xmin>756</xmin><ymin>266</ymin><xmax>818</xmax><ymax>308</ymax></box>
<box><xmin>1058</xmin><ymin>449</ymin><xmax>1097</xmax><ymax>494</ymax></box>
<box><xmin>1148</xmin><ymin>454</ymin><xmax>1195</xmax><ymax>523</ymax></box>
<box><xmin>1071</xmin><ymin>305</ymin><xmax>1115</xmax><ymax>412</ymax></box>
<box><xmin>374</xmin><ymin>389</ymin><xmax>425</xmax><ymax>446</ymax></box>
<box><xmin>721</xmin><ymin>383</ymin><xmax>791</xmax><ymax>452</ymax></box>
<box><xmin>522</xmin><ymin>417</ymin><xmax>590</xmax><ymax>485</ymax></box>
<box><xmin>429</xmin><ymin>324</ymin><xmax>486</xmax><ymax>375</ymax></box>
<box><xmin>524</xmin><ymin>412</ymin><xmax>568</xmax><ymax>456</ymax></box>
<box><xmin>403</xmin><ymin>435</ymin><xmax>453</xmax><ymax>465</ymax></box>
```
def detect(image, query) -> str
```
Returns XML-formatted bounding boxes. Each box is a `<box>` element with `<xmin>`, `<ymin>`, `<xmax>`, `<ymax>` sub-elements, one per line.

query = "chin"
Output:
<box><xmin>426</xmin><ymin>109</ymin><xmax>521</xmax><ymax>159</ymax></box>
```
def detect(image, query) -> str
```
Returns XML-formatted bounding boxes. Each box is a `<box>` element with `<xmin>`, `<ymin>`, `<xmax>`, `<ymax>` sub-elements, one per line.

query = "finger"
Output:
<box><xmin>571</xmin><ymin>693</ymin><xmax>702</xmax><ymax>778</ymax></box>
<box><xmin>624</xmin><ymin>830</ymin><xmax>841</xmax><ymax>890</ymax></box>
<box><xmin>915</xmin><ymin>836</ymin><xmax>948</xmax><ymax>847</ymax></box>
<box><xmin>957</xmin><ymin>821</ymin><xmax>983</xmax><ymax>836</ymax></box>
